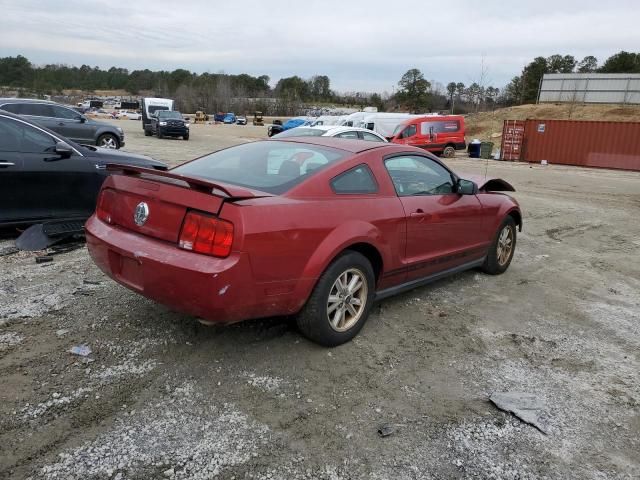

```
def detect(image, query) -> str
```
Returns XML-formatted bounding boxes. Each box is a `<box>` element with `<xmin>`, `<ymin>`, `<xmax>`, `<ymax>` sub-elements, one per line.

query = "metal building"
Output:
<box><xmin>537</xmin><ymin>73</ymin><xmax>640</xmax><ymax>104</ymax></box>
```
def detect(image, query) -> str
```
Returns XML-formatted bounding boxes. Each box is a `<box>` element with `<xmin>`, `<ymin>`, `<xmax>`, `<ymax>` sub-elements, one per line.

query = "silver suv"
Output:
<box><xmin>0</xmin><ymin>98</ymin><xmax>125</xmax><ymax>149</ymax></box>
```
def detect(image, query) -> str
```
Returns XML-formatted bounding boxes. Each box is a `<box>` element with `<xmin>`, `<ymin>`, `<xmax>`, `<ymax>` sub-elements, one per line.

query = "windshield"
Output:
<box><xmin>392</xmin><ymin>124</ymin><xmax>406</xmax><ymax>136</ymax></box>
<box><xmin>148</xmin><ymin>105</ymin><xmax>169</xmax><ymax>115</ymax></box>
<box><xmin>158</xmin><ymin>111</ymin><xmax>183</xmax><ymax>119</ymax></box>
<box><xmin>273</xmin><ymin>128</ymin><xmax>325</xmax><ymax>138</ymax></box>
<box><xmin>172</xmin><ymin>141</ymin><xmax>347</xmax><ymax>194</ymax></box>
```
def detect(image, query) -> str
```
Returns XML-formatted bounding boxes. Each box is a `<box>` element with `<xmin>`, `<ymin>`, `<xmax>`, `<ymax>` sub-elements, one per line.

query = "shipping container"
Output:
<box><xmin>500</xmin><ymin>120</ymin><xmax>525</xmax><ymax>161</ymax></box>
<box><xmin>518</xmin><ymin>119</ymin><xmax>640</xmax><ymax>171</ymax></box>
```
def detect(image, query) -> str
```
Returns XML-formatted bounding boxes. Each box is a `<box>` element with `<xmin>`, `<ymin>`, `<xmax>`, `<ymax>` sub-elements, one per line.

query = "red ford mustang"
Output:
<box><xmin>86</xmin><ymin>137</ymin><xmax>521</xmax><ymax>346</ymax></box>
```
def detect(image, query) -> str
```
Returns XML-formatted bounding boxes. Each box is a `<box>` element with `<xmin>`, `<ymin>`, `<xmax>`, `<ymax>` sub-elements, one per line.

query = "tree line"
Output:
<box><xmin>1</xmin><ymin>51</ymin><xmax>638</xmax><ymax>115</ymax></box>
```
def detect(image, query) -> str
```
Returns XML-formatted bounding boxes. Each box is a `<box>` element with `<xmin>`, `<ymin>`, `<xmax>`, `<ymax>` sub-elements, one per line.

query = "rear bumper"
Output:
<box><xmin>85</xmin><ymin>216</ymin><xmax>264</xmax><ymax>324</ymax></box>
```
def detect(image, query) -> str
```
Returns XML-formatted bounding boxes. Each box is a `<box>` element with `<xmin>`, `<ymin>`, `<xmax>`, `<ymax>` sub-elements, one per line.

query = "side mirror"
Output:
<box><xmin>79</xmin><ymin>115</ymin><xmax>87</xmax><ymax>123</ymax></box>
<box><xmin>55</xmin><ymin>141</ymin><xmax>73</xmax><ymax>158</ymax></box>
<box><xmin>456</xmin><ymin>178</ymin><xmax>478</xmax><ymax>195</ymax></box>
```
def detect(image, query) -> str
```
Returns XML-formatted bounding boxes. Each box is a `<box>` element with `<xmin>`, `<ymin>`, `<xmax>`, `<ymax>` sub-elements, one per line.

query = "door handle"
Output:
<box><xmin>410</xmin><ymin>209</ymin><xmax>426</xmax><ymax>218</ymax></box>
<box><xmin>58</xmin><ymin>122</ymin><xmax>65</xmax><ymax>126</ymax></box>
<box><xmin>0</xmin><ymin>162</ymin><xmax>16</xmax><ymax>167</ymax></box>
<box><xmin>95</xmin><ymin>164</ymin><xmax>107</xmax><ymax>170</ymax></box>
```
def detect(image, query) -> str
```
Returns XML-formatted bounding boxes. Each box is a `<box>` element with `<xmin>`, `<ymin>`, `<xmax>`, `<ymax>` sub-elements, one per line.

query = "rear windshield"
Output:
<box><xmin>273</xmin><ymin>128</ymin><xmax>325</xmax><ymax>138</ymax></box>
<box><xmin>173</xmin><ymin>141</ymin><xmax>347</xmax><ymax>194</ymax></box>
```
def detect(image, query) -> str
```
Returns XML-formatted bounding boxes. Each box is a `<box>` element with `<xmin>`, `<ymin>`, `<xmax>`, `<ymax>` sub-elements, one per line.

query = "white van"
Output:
<box><xmin>141</xmin><ymin>97</ymin><xmax>174</xmax><ymax>136</ymax></box>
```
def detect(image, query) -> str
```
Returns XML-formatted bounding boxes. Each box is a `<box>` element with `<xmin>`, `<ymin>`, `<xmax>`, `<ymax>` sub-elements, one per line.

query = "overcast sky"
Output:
<box><xmin>1</xmin><ymin>0</ymin><xmax>638</xmax><ymax>93</ymax></box>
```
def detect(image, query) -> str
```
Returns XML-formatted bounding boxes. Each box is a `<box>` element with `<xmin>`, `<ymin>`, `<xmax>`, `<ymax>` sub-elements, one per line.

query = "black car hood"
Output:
<box><xmin>79</xmin><ymin>144</ymin><xmax>167</xmax><ymax>170</ymax></box>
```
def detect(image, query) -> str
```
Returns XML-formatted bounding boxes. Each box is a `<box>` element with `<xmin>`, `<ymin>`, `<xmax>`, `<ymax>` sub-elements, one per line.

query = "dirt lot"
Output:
<box><xmin>1</xmin><ymin>120</ymin><xmax>639</xmax><ymax>479</ymax></box>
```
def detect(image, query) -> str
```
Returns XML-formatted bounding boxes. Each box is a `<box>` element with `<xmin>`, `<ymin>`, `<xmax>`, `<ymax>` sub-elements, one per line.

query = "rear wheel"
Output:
<box><xmin>97</xmin><ymin>133</ymin><xmax>119</xmax><ymax>149</ymax></box>
<box><xmin>442</xmin><ymin>145</ymin><xmax>456</xmax><ymax>158</ymax></box>
<box><xmin>296</xmin><ymin>251</ymin><xmax>375</xmax><ymax>347</ymax></box>
<box><xmin>482</xmin><ymin>216</ymin><xmax>516</xmax><ymax>275</ymax></box>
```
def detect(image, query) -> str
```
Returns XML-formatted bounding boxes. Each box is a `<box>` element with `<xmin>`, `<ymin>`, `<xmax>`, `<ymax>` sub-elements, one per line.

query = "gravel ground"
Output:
<box><xmin>0</xmin><ymin>120</ymin><xmax>639</xmax><ymax>479</ymax></box>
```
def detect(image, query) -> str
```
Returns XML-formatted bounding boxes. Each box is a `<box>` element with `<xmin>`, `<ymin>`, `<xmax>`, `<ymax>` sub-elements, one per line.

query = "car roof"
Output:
<box><xmin>0</xmin><ymin>97</ymin><xmax>58</xmax><ymax>105</ymax></box>
<box><xmin>270</xmin><ymin>136</ymin><xmax>389</xmax><ymax>153</ymax></box>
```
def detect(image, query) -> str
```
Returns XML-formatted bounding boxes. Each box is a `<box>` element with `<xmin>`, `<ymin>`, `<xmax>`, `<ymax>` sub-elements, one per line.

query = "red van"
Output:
<box><xmin>390</xmin><ymin>115</ymin><xmax>466</xmax><ymax>158</ymax></box>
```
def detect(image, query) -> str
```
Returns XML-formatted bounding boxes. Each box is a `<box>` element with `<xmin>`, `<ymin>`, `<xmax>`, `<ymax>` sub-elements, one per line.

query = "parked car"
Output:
<box><xmin>150</xmin><ymin>110</ymin><xmax>189</xmax><ymax>140</ymax></box>
<box><xmin>236</xmin><ymin>116</ymin><xmax>247</xmax><ymax>125</ymax></box>
<box><xmin>141</xmin><ymin>97</ymin><xmax>174</xmax><ymax>136</ymax></box>
<box><xmin>214</xmin><ymin>113</ymin><xmax>227</xmax><ymax>123</ymax></box>
<box><xmin>116</xmin><ymin>110</ymin><xmax>141</xmax><ymax>120</ymax></box>
<box><xmin>223</xmin><ymin>113</ymin><xmax>236</xmax><ymax>124</ymax></box>
<box><xmin>0</xmin><ymin>110</ymin><xmax>166</xmax><ymax>227</ymax></box>
<box><xmin>85</xmin><ymin>137</ymin><xmax>521</xmax><ymax>347</ymax></box>
<box><xmin>0</xmin><ymin>98</ymin><xmax>125</xmax><ymax>149</ymax></box>
<box><xmin>267</xmin><ymin>117</ymin><xmax>308</xmax><ymax>137</ymax></box>
<box><xmin>273</xmin><ymin>126</ymin><xmax>387</xmax><ymax>142</ymax></box>
<box><xmin>390</xmin><ymin>115</ymin><xmax>466</xmax><ymax>158</ymax></box>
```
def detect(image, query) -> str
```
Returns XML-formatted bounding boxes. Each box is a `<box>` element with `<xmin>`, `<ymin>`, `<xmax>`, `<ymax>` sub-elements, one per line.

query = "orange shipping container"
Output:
<box><xmin>521</xmin><ymin>119</ymin><xmax>640</xmax><ymax>171</ymax></box>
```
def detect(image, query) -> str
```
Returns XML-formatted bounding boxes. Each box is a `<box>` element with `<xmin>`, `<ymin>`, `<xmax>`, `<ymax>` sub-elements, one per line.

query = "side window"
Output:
<box><xmin>1</xmin><ymin>104</ymin><xmax>25</xmax><ymax>114</ymax></box>
<box><xmin>51</xmin><ymin>105</ymin><xmax>81</xmax><ymax>120</ymax></box>
<box><xmin>23</xmin><ymin>104</ymin><xmax>55</xmax><ymax>117</ymax></box>
<box><xmin>331</xmin><ymin>164</ymin><xmax>378</xmax><ymax>194</ymax></box>
<box><xmin>384</xmin><ymin>155</ymin><xmax>454</xmax><ymax>196</ymax></box>
<box><xmin>401</xmin><ymin>124</ymin><xmax>417</xmax><ymax>139</ymax></box>
<box><xmin>361</xmin><ymin>131</ymin><xmax>384</xmax><ymax>142</ymax></box>
<box><xmin>0</xmin><ymin>116</ymin><xmax>23</xmax><ymax>151</ymax></box>
<box><xmin>22</xmin><ymin>124</ymin><xmax>56</xmax><ymax>153</ymax></box>
<box><xmin>335</xmin><ymin>131</ymin><xmax>359</xmax><ymax>140</ymax></box>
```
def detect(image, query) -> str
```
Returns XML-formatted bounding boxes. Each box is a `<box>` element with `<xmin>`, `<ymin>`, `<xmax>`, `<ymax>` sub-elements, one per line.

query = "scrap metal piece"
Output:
<box><xmin>15</xmin><ymin>218</ymin><xmax>86</xmax><ymax>251</ymax></box>
<box><xmin>489</xmin><ymin>391</ymin><xmax>548</xmax><ymax>434</ymax></box>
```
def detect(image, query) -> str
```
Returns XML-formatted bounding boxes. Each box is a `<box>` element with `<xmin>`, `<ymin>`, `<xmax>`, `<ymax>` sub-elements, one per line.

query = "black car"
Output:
<box><xmin>150</xmin><ymin>110</ymin><xmax>189</xmax><ymax>140</ymax></box>
<box><xmin>0</xmin><ymin>110</ymin><xmax>166</xmax><ymax>226</ymax></box>
<box><xmin>0</xmin><ymin>98</ymin><xmax>126</xmax><ymax>149</ymax></box>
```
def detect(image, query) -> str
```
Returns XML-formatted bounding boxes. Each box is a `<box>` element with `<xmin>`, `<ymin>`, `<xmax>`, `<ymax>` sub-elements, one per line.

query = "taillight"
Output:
<box><xmin>96</xmin><ymin>189</ymin><xmax>115</xmax><ymax>224</ymax></box>
<box><xmin>178</xmin><ymin>211</ymin><xmax>234</xmax><ymax>257</ymax></box>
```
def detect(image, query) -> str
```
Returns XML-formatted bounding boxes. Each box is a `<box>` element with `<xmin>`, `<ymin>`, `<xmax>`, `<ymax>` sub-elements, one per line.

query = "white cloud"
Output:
<box><xmin>0</xmin><ymin>0</ymin><xmax>638</xmax><ymax>91</ymax></box>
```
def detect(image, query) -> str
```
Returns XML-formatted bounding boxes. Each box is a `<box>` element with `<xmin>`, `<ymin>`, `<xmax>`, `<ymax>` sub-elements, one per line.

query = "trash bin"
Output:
<box><xmin>480</xmin><ymin>142</ymin><xmax>494</xmax><ymax>159</ymax></box>
<box><xmin>468</xmin><ymin>140</ymin><xmax>481</xmax><ymax>158</ymax></box>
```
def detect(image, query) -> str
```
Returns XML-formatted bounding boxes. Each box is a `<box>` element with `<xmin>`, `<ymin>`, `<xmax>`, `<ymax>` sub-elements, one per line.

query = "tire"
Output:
<box><xmin>482</xmin><ymin>216</ymin><xmax>517</xmax><ymax>275</ymax></box>
<box><xmin>296</xmin><ymin>251</ymin><xmax>375</xmax><ymax>347</ymax></box>
<box><xmin>157</xmin><ymin>129</ymin><xmax>163</xmax><ymax>139</ymax></box>
<box><xmin>442</xmin><ymin>145</ymin><xmax>456</xmax><ymax>158</ymax></box>
<box><xmin>183</xmin><ymin>134</ymin><xmax>189</xmax><ymax>140</ymax></box>
<box><xmin>97</xmin><ymin>133</ymin><xmax>119</xmax><ymax>149</ymax></box>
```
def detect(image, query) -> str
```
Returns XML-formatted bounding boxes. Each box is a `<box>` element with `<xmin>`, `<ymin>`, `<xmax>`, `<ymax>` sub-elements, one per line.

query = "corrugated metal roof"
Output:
<box><xmin>538</xmin><ymin>73</ymin><xmax>640</xmax><ymax>105</ymax></box>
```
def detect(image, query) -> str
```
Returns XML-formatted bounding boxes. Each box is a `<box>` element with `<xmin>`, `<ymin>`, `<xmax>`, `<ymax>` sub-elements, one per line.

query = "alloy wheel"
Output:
<box><xmin>100</xmin><ymin>136</ymin><xmax>117</xmax><ymax>149</ymax></box>
<box><xmin>496</xmin><ymin>225</ymin><xmax>514</xmax><ymax>266</ymax></box>
<box><xmin>326</xmin><ymin>268</ymin><xmax>368</xmax><ymax>332</ymax></box>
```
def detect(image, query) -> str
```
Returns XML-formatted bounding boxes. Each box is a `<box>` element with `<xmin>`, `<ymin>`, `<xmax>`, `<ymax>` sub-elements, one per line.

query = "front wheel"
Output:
<box><xmin>97</xmin><ymin>133</ymin><xmax>119</xmax><ymax>149</ymax></box>
<box><xmin>296</xmin><ymin>251</ymin><xmax>375</xmax><ymax>347</ymax></box>
<box><xmin>183</xmin><ymin>134</ymin><xmax>189</xmax><ymax>140</ymax></box>
<box><xmin>482</xmin><ymin>216</ymin><xmax>517</xmax><ymax>275</ymax></box>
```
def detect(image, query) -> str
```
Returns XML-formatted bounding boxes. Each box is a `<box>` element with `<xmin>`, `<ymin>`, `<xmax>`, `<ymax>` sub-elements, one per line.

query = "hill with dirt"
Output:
<box><xmin>465</xmin><ymin>103</ymin><xmax>640</xmax><ymax>142</ymax></box>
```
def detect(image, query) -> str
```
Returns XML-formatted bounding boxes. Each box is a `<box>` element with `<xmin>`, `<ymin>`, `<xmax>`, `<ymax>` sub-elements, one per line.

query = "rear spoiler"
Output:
<box><xmin>106</xmin><ymin>164</ymin><xmax>271</xmax><ymax>199</ymax></box>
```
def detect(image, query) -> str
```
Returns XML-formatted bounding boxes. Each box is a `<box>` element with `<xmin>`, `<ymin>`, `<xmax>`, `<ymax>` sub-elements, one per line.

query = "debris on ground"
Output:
<box><xmin>69</xmin><ymin>345</ymin><xmax>92</xmax><ymax>357</ymax></box>
<box><xmin>377</xmin><ymin>424</ymin><xmax>395</xmax><ymax>437</ymax></box>
<box><xmin>35</xmin><ymin>256</ymin><xmax>53</xmax><ymax>264</ymax></box>
<box><xmin>489</xmin><ymin>391</ymin><xmax>549</xmax><ymax>434</ymax></box>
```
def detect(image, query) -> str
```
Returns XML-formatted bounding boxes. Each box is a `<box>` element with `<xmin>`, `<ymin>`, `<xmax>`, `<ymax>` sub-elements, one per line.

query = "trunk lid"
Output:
<box><xmin>101</xmin><ymin>164</ymin><xmax>271</xmax><ymax>243</ymax></box>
